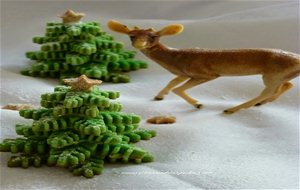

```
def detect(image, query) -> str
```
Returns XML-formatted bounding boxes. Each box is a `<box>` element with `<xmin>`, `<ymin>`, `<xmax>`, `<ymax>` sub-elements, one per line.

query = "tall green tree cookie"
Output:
<box><xmin>21</xmin><ymin>10</ymin><xmax>147</xmax><ymax>83</ymax></box>
<box><xmin>0</xmin><ymin>75</ymin><xmax>156</xmax><ymax>178</ymax></box>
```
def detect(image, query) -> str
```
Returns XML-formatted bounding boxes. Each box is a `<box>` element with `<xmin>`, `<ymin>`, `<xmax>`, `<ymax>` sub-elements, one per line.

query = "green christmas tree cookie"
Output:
<box><xmin>21</xmin><ymin>10</ymin><xmax>147</xmax><ymax>83</ymax></box>
<box><xmin>0</xmin><ymin>75</ymin><xmax>156</xmax><ymax>178</ymax></box>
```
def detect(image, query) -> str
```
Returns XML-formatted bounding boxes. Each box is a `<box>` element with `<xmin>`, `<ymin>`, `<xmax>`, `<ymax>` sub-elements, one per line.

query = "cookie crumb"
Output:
<box><xmin>147</xmin><ymin>116</ymin><xmax>176</xmax><ymax>124</ymax></box>
<box><xmin>2</xmin><ymin>104</ymin><xmax>35</xmax><ymax>111</ymax></box>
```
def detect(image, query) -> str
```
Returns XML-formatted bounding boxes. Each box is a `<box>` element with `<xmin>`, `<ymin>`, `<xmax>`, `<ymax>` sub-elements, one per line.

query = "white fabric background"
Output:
<box><xmin>1</xmin><ymin>1</ymin><xmax>299</xmax><ymax>189</ymax></box>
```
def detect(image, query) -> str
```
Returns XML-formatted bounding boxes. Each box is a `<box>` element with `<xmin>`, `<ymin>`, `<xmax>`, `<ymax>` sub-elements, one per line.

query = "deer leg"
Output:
<box><xmin>154</xmin><ymin>76</ymin><xmax>189</xmax><ymax>100</ymax></box>
<box><xmin>255</xmin><ymin>82</ymin><xmax>293</xmax><ymax>106</ymax></box>
<box><xmin>224</xmin><ymin>83</ymin><xmax>282</xmax><ymax>114</ymax></box>
<box><xmin>172</xmin><ymin>78</ymin><xmax>215</xmax><ymax>108</ymax></box>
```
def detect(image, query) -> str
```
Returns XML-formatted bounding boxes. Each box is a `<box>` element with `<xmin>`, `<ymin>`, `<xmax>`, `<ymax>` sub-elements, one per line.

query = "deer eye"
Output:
<box><xmin>150</xmin><ymin>35</ymin><xmax>156</xmax><ymax>40</ymax></box>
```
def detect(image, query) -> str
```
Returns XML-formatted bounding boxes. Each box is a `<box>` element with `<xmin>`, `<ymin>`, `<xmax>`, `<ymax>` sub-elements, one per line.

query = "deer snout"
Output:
<box><xmin>132</xmin><ymin>39</ymin><xmax>148</xmax><ymax>50</ymax></box>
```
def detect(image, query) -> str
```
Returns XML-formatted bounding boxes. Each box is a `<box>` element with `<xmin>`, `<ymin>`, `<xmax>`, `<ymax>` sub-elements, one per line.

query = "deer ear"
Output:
<box><xmin>156</xmin><ymin>24</ymin><xmax>184</xmax><ymax>36</ymax></box>
<box><xmin>107</xmin><ymin>20</ymin><xmax>131</xmax><ymax>34</ymax></box>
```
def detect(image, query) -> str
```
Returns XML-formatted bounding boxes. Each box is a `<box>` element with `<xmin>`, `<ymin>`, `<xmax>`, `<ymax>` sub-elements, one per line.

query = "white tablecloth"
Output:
<box><xmin>1</xmin><ymin>1</ymin><xmax>299</xmax><ymax>189</ymax></box>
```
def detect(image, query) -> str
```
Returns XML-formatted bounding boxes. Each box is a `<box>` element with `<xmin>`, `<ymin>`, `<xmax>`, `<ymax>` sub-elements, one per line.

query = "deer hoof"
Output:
<box><xmin>223</xmin><ymin>109</ymin><xmax>235</xmax><ymax>114</ymax></box>
<box><xmin>194</xmin><ymin>103</ymin><xmax>203</xmax><ymax>109</ymax></box>
<box><xmin>154</xmin><ymin>96</ymin><xmax>164</xmax><ymax>101</ymax></box>
<box><xmin>255</xmin><ymin>99</ymin><xmax>272</xmax><ymax>106</ymax></box>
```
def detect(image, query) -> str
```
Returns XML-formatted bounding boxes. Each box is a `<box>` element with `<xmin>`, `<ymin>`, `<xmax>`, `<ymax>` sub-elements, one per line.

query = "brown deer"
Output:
<box><xmin>108</xmin><ymin>20</ymin><xmax>300</xmax><ymax>114</ymax></box>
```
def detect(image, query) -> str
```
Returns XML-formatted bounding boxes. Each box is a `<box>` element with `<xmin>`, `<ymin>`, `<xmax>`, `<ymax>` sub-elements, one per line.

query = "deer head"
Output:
<box><xmin>107</xmin><ymin>20</ymin><xmax>184</xmax><ymax>50</ymax></box>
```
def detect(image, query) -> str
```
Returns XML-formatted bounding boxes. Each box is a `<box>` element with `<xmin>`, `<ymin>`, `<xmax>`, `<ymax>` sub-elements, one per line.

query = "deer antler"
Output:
<box><xmin>107</xmin><ymin>20</ymin><xmax>131</xmax><ymax>34</ymax></box>
<box><xmin>156</xmin><ymin>24</ymin><xmax>184</xmax><ymax>36</ymax></box>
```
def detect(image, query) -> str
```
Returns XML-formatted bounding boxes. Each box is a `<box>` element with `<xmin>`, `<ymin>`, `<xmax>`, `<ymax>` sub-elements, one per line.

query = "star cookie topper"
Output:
<box><xmin>63</xmin><ymin>75</ymin><xmax>102</xmax><ymax>92</ymax></box>
<box><xmin>59</xmin><ymin>9</ymin><xmax>85</xmax><ymax>24</ymax></box>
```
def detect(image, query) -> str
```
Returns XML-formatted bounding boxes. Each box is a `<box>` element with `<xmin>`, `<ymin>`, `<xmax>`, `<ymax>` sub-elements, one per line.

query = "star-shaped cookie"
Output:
<box><xmin>59</xmin><ymin>10</ymin><xmax>85</xmax><ymax>24</ymax></box>
<box><xmin>63</xmin><ymin>75</ymin><xmax>102</xmax><ymax>92</ymax></box>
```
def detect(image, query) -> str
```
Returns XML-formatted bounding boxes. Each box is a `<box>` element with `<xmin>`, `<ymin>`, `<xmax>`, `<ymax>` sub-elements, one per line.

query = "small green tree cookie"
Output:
<box><xmin>0</xmin><ymin>75</ymin><xmax>156</xmax><ymax>178</ymax></box>
<box><xmin>21</xmin><ymin>10</ymin><xmax>147</xmax><ymax>83</ymax></box>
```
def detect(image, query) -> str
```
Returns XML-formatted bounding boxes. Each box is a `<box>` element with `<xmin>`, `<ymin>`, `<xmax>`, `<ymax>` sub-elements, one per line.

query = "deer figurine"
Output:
<box><xmin>108</xmin><ymin>20</ymin><xmax>300</xmax><ymax>114</ymax></box>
